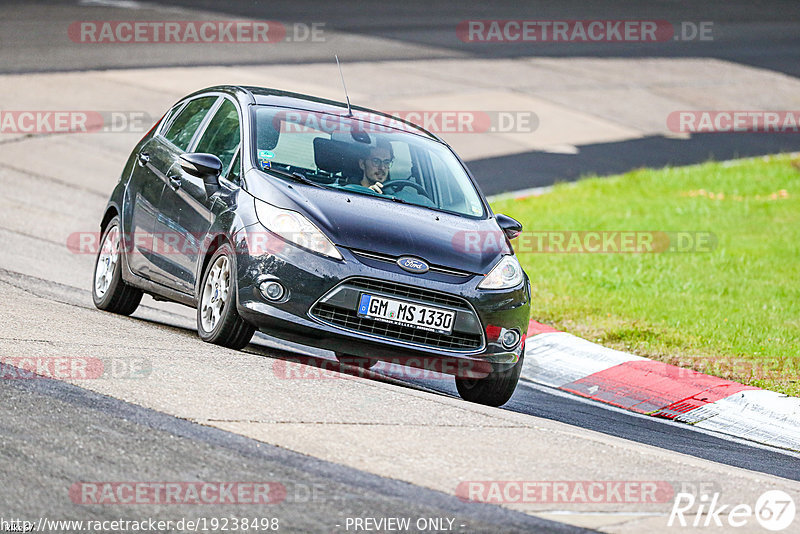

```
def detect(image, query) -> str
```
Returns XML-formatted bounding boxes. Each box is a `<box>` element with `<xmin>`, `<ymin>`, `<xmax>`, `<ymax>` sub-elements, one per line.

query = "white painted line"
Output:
<box><xmin>538</xmin><ymin>511</ymin><xmax>664</xmax><ymax>517</ymax></box>
<box><xmin>79</xmin><ymin>0</ymin><xmax>143</xmax><ymax>8</ymax></box>
<box><xmin>539</xmin><ymin>143</ymin><xmax>579</xmax><ymax>154</ymax></box>
<box><xmin>486</xmin><ymin>185</ymin><xmax>553</xmax><ymax>203</ymax></box>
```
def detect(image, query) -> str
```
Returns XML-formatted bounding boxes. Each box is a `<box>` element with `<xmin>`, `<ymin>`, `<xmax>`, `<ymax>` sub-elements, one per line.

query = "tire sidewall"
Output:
<box><xmin>197</xmin><ymin>244</ymin><xmax>238</xmax><ymax>342</ymax></box>
<box><xmin>456</xmin><ymin>350</ymin><xmax>524</xmax><ymax>406</ymax></box>
<box><xmin>92</xmin><ymin>217</ymin><xmax>124</xmax><ymax>308</ymax></box>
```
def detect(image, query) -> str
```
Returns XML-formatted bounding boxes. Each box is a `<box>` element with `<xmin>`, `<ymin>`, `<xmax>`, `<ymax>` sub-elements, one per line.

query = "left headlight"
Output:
<box><xmin>478</xmin><ymin>255</ymin><xmax>524</xmax><ymax>290</ymax></box>
<box><xmin>254</xmin><ymin>199</ymin><xmax>342</xmax><ymax>260</ymax></box>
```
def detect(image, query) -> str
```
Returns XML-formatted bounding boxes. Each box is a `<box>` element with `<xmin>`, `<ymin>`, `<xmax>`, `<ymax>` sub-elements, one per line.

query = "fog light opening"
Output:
<box><xmin>501</xmin><ymin>329</ymin><xmax>521</xmax><ymax>349</ymax></box>
<box><xmin>260</xmin><ymin>280</ymin><xmax>285</xmax><ymax>301</ymax></box>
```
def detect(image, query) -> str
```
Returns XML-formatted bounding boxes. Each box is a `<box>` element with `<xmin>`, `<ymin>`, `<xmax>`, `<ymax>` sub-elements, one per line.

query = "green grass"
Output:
<box><xmin>491</xmin><ymin>154</ymin><xmax>800</xmax><ymax>396</ymax></box>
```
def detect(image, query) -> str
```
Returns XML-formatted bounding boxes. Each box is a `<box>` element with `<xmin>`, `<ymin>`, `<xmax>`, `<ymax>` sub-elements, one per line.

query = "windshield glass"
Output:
<box><xmin>252</xmin><ymin>106</ymin><xmax>486</xmax><ymax>217</ymax></box>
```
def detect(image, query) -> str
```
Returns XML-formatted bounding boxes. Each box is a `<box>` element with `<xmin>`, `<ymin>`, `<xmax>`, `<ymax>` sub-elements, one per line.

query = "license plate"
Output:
<box><xmin>357</xmin><ymin>293</ymin><xmax>455</xmax><ymax>335</ymax></box>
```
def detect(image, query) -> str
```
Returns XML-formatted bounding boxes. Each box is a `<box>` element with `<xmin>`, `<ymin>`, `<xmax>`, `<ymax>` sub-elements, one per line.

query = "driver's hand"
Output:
<box><xmin>368</xmin><ymin>182</ymin><xmax>384</xmax><ymax>194</ymax></box>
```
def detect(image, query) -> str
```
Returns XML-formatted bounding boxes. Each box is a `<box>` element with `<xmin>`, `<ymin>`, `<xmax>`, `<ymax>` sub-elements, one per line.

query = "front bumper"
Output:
<box><xmin>232</xmin><ymin>225</ymin><xmax>530</xmax><ymax>373</ymax></box>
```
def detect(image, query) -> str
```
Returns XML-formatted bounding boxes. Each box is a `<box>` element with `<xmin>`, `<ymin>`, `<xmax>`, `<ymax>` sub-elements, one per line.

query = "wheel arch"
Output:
<box><xmin>197</xmin><ymin>234</ymin><xmax>235</xmax><ymax>299</ymax></box>
<box><xmin>100</xmin><ymin>204</ymin><xmax>119</xmax><ymax>233</ymax></box>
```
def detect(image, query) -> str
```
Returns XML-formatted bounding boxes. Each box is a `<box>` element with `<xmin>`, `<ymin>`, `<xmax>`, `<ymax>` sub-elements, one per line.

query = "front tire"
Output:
<box><xmin>197</xmin><ymin>244</ymin><xmax>255</xmax><ymax>350</ymax></box>
<box><xmin>92</xmin><ymin>216</ymin><xmax>142</xmax><ymax>315</ymax></box>
<box><xmin>455</xmin><ymin>351</ymin><xmax>524</xmax><ymax>407</ymax></box>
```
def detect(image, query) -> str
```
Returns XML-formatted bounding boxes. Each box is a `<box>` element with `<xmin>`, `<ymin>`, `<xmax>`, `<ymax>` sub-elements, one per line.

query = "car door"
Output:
<box><xmin>154</xmin><ymin>97</ymin><xmax>242</xmax><ymax>293</ymax></box>
<box><xmin>124</xmin><ymin>103</ymin><xmax>187</xmax><ymax>279</ymax></box>
<box><xmin>138</xmin><ymin>95</ymin><xmax>219</xmax><ymax>289</ymax></box>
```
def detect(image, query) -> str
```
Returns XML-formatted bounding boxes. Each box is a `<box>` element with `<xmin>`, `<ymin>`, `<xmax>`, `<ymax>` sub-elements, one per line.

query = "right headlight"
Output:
<box><xmin>478</xmin><ymin>255</ymin><xmax>524</xmax><ymax>290</ymax></box>
<box><xmin>254</xmin><ymin>198</ymin><xmax>342</xmax><ymax>260</ymax></box>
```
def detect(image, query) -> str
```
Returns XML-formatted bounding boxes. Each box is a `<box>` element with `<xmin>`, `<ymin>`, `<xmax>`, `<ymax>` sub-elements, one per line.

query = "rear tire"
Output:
<box><xmin>197</xmin><ymin>244</ymin><xmax>255</xmax><ymax>350</ymax></box>
<box><xmin>455</xmin><ymin>351</ymin><xmax>524</xmax><ymax>407</ymax></box>
<box><xmin>92</xmin><ymin>216</ymin><xmax>142</xmax><ymax>315</ymax></box>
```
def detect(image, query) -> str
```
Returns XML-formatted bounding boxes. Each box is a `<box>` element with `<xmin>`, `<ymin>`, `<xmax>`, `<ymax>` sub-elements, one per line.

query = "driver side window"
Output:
<box><xmin>194</xmin><ymin>99</ymin><xmax>241</xmax><ymax>177</ymax></box>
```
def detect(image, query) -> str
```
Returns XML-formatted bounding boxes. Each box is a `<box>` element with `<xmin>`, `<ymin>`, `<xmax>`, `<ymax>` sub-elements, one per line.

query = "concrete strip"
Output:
<box><xmin>4</xmin><ymin>56</ymin><xmax>799</xmax><ymax>167</ymax></box>
<box><xmin>527</xmin><ymin>86</ymin><xmax>699</xmax><ymax>135</ymax></box>
<box><xmin>394</xmin><ymin>90</ymin><xmax>642</xmax><ymax>160</ymax></box>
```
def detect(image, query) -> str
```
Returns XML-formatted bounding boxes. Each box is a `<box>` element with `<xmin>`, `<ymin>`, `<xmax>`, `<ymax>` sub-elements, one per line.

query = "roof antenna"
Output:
<box><xmin>335</xmin><ymin>54</ymin><xmax>353</xmax><ymax>117</ymax></box>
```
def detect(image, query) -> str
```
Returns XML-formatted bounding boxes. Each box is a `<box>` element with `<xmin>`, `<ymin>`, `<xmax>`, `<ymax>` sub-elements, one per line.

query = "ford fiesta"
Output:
<box><xmin>92</xmin><ymin>86</ymin><xmax>531</xmax><ymax>406</ymax></box>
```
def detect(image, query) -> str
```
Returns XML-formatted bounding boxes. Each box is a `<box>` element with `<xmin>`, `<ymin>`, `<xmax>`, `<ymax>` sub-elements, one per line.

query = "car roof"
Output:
<box><xmin>185</xmin><ymin>85</ymin><xmax>443</xmax><ymax>142</ymax></box>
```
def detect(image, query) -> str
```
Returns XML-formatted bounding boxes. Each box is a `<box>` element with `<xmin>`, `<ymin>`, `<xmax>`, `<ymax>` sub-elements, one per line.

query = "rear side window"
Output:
<box><xmin>194</xmin><ymin>99</ymin><xmax>241</xmax><ymax>176</ymax></box>
<box><xmin>227</xmin><ymin>151</ymin><xmax>242</xmax><ymax>185</ymax></box>
<box><xmin>163</xmin><ymin>96</ymin><xmax>217</xmax><ymax>151</ymax></box>
<box><xmin>158</xmin><ymin>102</ymin><xmax>185</xmax><ymax>136</ymax></box>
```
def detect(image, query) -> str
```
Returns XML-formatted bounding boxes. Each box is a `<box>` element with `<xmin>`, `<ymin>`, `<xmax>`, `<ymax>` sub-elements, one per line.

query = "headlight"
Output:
<box><xmin>478</xmin><ymin>255</ymin><xmax>524</xmax><ymax>290</ymax></box>
<box><xmin>254</xmin><ymin>199</ymin><xmax>342</xmax><ymax>260</ymax></box>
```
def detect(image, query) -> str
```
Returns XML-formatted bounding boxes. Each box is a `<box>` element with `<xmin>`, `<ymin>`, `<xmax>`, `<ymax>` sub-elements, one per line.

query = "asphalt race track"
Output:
<box><xmin>1</xmin><ymin>1</ymin><xmax>799</xmax><ymax>533</ymax></box>
<box><xmin>1</xmin><ymin>370</ymin><xmax>583</xmax><ymax>533</ymax></box>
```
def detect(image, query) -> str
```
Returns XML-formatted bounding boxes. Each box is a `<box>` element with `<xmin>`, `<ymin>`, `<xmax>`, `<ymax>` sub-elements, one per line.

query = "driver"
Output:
<box><xmin>358</xmin><ymin>141</ymin><xmax>394</xmax><ymax>194</ymax></box>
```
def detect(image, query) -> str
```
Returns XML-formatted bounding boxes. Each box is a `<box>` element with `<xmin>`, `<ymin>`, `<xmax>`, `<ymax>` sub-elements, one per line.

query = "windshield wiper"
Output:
<box><xmin>262</xmin><ymin>165</ymin><xmax>322</xmax><ymax>188</ymax></box>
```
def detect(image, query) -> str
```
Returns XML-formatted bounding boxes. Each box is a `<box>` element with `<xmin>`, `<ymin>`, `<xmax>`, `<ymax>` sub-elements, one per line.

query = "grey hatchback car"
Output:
<box><xmin>92</xmin><ymin>86</ymin><xmax>531</xmax><ymax>406</ymax></box>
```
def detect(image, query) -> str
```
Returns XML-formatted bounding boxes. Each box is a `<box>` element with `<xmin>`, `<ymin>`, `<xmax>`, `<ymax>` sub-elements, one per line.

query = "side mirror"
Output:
<box><xmin>496</xmin><ymin>214</ymin><xmax>523</xmax><ymax>240</ymax></box>
<box><xmin>180</xmin><ymin>153</ymin><xmax>222</xmax><ymax>187</ymax></box>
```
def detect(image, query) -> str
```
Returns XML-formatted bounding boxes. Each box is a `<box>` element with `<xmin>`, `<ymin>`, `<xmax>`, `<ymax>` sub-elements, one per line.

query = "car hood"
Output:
<box><xmin>246</xmin><ymin>175</ymin><xmax>510</xmax><ymax>274</ymax></box>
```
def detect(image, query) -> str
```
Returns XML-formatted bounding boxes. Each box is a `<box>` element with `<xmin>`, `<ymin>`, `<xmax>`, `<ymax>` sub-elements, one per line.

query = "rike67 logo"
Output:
<box><xmin>668</xmin><ymin>490</ymin><xmax>796</xmax><ymax>531</ymax></box>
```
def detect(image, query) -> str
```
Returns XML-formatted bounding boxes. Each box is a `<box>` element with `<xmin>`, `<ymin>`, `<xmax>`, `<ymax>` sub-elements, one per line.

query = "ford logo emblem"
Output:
<box><xmin>397</xmin><ymin>257</ymin><xmax>429</xmax><ymax>274</ymax></box>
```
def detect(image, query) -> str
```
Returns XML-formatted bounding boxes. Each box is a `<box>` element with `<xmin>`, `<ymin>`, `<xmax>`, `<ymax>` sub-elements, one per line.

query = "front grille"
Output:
<box><xmin>313</xmin><ymin>303</ymin><xmax>483</xmax><ymax>350</ymax></box>
<box><xmin>347</xmin><ymin>278</ymin><xmax>470</xmax><ymax>309</ymax></box>
<box><xmin>309</xmin><ymin>277</ymin><xmax>484</xmax><ymax>351</ymax></box>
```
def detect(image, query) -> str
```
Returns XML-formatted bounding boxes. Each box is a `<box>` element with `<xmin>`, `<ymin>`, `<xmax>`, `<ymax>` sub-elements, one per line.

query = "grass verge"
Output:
<box><xmin>490</xmin><ymin>154</ymin><xmax>800</xmax><ymax>396</ymax></box>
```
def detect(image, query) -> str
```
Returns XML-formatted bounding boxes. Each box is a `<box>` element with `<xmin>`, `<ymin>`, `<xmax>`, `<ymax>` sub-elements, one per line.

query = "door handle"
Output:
<box><xmin>168</xmin><ymin>175</ymin><xmax>181</xmax><ymax>190</ymax></box>
<box><xmin>137</xmin><ymin>152</ymin><xmax>150</xmax><ymax>166</ymax></box>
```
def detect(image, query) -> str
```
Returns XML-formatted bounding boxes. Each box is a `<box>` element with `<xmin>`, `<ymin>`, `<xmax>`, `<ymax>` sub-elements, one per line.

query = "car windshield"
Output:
<box><xmin>252</xmin><ymin>106</ymin><xmax>486</xmax><ymax>217</ymax></box>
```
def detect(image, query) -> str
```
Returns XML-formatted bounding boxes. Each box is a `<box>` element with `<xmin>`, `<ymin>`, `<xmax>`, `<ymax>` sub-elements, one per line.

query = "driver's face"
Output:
<box><xmin>360</xmin><ymin>147</ymin><xmax>392</xmax><ymax>184</ymax></box>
